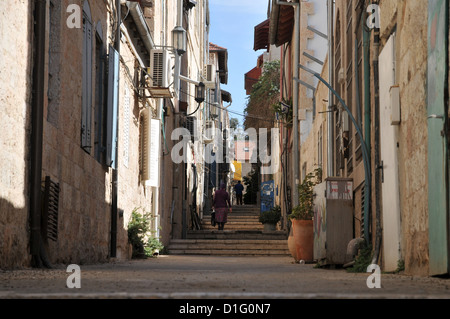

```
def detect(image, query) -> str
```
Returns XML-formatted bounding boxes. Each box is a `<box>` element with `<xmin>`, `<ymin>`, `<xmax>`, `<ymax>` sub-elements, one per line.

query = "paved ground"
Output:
<box><xmin>1</xmin><ymin>255</ymin><xmax>450</xmax><ymax>300</ymax></box>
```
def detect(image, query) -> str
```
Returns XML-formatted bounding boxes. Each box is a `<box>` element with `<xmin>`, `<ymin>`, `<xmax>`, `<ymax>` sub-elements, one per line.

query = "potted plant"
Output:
<box><xmin>288</xmin><ymin>167</ymin><xmax>322</xmax><ymax>263</ymax></box>
<box><xmin>259</xmin><ymin>206</ymin><xmax>281</xmax><ymax>231</ymax></box>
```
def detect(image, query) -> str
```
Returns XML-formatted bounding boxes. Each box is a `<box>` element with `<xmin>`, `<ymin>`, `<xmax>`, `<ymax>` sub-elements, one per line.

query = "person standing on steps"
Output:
<box><xmin>213</xmin><ymin>183</ymin><xmax>232</xmax><ymax>230</ymax></box>
<box><xmin>234</xmin><ymin>180</ymin><xmax>244</xmax><ymax>205</ymax></box>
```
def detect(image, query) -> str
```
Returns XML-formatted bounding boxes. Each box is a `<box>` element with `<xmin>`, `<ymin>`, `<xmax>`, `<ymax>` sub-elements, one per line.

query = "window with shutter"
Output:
<box><xmin>94</xmin><ymin>22</ymin><xmax>107</xmax><ymax>164</ymax></box>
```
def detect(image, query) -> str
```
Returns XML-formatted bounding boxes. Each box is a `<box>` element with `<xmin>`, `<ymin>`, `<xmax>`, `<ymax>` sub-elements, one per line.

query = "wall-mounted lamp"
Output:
<box><xmin>172</xmin><ymin>26</ymin><xmax>187</xmax><ymax>56</ymax></box>
<box><xmin>195</xmin><ymin>82</ymin><xmax>205</xmax><ymax>103</ymax></box>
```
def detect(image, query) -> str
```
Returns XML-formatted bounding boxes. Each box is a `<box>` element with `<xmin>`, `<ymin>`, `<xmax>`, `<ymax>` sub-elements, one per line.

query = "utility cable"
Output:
<box><xmin>178</xmin><ymin>89</ymin><xmax>283</xmax><ymax>125</ymax></box>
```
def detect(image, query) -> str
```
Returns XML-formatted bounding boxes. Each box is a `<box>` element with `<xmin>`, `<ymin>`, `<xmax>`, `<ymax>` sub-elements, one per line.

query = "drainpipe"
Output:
<box><xmin>110</xmin><ymin>0</ymin><xmax>121</xmax><ymax>258</ymax></box>
<box><xmin>327</xmin><ymin>0</ymin><xmax>334</xmax><ymax>177</ymax></box>
<box><xmin>173</xmin><ymin>0</ymin><xmax>184</xmax><ymax>102</ymax></box>
<box><xmin>126</xmin><ymin>1</ymin><xmax>155</xmax><ymax>53</ymax></box>
<box><xmin>372</xmin><ymin>25</ymin><xmax>382</xmax><ymax>265</ymax></box>
<box><xmin>30</xmin><ymin>0</ymin><xmax>49</xmax><ymax>268</ymax></box>
<box><xmin>276</xmin><ymin>0</ymin><xmax>300</xmax><ymax>208</ymax></box>
<box><xmin>363</xmin><ymin>21</ymin><xmax>372</xmax><ymax>244</ymax></box>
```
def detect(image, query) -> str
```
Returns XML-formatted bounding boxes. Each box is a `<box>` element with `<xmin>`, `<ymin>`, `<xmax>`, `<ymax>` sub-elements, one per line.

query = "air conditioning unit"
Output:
<box><xmin>203</xmin><ymin>64</ymin><xmax>216</xmax><ymax>88</ymax></box>
<box><xmin>148</xmin><ymin>49</ymin><xmax>173</xmax><ymax>88</ymax></box>
<box><xmin>203</xmin><ymin>120</ymin><xmax>215</xmax><ymax>144</ymax></box>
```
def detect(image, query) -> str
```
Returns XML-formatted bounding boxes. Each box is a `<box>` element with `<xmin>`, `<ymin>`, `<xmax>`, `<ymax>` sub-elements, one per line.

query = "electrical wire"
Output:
<box><xmin>186</xmin><ymin>102</ymin><xmax>201</xmax><ymax>116</ymax></box>
<box><xmin>178</xmin><ymin>89</ymin><xmax>284</xmax><ymax>125</ymax></box>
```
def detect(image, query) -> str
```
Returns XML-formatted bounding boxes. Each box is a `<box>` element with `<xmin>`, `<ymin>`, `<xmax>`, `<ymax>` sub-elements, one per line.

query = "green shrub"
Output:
<box><xmin>290</xmin><ymin>167</ymin><xmax>322</xmax><ymax>220</ymax></box>
<box><xmin>347</xmin><ymin>245</ymin><xmax>373</xmax><ymax>273</ymax></box>
<box><xmin>128</xmin><ymin>207</ymin><xmax>163</xmax><ymax>258</ymax></box>
<box><xmin>259</xmin><ymin>206</ymin><xmax>281</xmax><ymax>224</ymax></box>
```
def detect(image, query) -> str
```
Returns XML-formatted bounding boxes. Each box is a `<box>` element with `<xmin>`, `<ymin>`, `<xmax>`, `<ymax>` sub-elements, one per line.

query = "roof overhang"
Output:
<box><xmin>254</xmin><ymin>19</ymin><xmax>270</xmax><ymax>51</ymax></box>
<box><xmin>244</xmin><ymin>67</ymin><xmax>262</xmax><ymax>95</ymax></box>
<box><xmin>269</xmin><ymin>1</ymin><xmax>295</xmax><ymax>47</ymax></box>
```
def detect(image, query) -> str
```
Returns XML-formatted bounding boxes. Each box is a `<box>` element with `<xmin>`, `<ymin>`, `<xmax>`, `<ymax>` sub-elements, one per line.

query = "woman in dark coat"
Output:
<box><xmin>213</xmin><ymin>183</ymin><xmax>232</xmax><ymax>230</ymax></box>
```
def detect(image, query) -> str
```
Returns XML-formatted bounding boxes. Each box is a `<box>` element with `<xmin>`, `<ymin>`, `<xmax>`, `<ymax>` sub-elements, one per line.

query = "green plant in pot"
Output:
<box><xmin>259</xmin><ymin>206</ymin><xmax>281</xmax><ymax>231</ymax></box>
<box><xmin>289</xmin><ymin>167</ymin><xmax>322</xmax><ymax>221</ymax></box>
<box><xmin>288</xmin><ymin>167</ymin><xmax>322</xmax><ymax>262</ymax></box>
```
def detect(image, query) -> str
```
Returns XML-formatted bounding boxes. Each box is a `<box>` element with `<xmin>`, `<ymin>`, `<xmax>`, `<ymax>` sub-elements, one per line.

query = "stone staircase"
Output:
<box><xmin>167</xmin><ymin>205</ymin><xmax>290</xmax><ymax>256</ymax></box>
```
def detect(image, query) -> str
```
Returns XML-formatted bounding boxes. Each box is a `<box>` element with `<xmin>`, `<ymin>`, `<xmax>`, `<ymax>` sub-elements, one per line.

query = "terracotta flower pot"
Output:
<box><xmin>290</xmin><ymin>219</ymin><xmax>314</xmax><ymax>262</ymax></box>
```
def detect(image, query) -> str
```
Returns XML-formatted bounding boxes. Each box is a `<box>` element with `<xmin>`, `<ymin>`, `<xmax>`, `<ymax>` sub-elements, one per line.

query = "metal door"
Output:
<box><xmin>379</xmin><ymin>33</ymin><xmax>402</xmax><ymax>272</ymax></box>
<box><xmin>427</xmin><ymin>0</ymin><xmax>449</xmax><ymax>276</ymax></box>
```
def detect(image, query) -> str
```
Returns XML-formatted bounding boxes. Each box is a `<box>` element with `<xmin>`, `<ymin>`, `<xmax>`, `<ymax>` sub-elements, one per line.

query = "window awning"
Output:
<box><xmin>254</xmin><ymin>19</ymin><xmax>270</xmax><ymax>51</ymax></box>
<box><xmin>244</xmin><ymin>67</ymin><xmax>262</xmax><ymax>95</ymax></box>
<box><xmin>221</xmin><ymin>90</ymin><xmax>232</xmax><ymax>103</ymax></box>
<box><xmin>269</xmin><ymin>2</ymin><xmax>295</xmax><ymax>47</ymax></box>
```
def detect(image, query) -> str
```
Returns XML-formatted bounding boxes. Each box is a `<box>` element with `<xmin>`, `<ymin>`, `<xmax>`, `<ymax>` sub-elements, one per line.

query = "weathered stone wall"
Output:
<box><xmin>115</xmin><ymin>40</ymin><xmax>155</xmax><ymax>260</ymax></box>
<box><xmin>379</xmin><ymin>0</ymin><xmax>429</xmax><ymax>276</ymax></box>
<box><xmin>300</xmin><ymin>58</ymin><xmax>329</xmax><ymax>180</ymax></box>
<box><xmin>41</xmin><ymin>0</ymin><xmax>113</xmax><ymax>265</ymax></box>
<box><xmin>0</xmin><ymin>1</ymin><xmax>33</xmax><ymax>269</ymax></box>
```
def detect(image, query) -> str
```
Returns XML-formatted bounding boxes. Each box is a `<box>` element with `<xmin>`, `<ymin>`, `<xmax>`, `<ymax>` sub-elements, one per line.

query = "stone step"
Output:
<box><xmin>201</xmin><ymin>224</ymin><xmax>264</xmax><ymax>231</ymax></box>
<box><xmin>202</xmin><ymin>218</ymin><xmax>261</xmax><ymax>224</ymax></box>
<box><xmin>187</xmin><ymin>230</ymin><xmax>288</xmax><ymax>240</ymax></box>
<box><xmin>171</xmin><ymin>205</ymin><xmax>288</xmax><ymax>256</ymax></box>
<box><xmin>201</xmin><ymin>215</ymin><xmax>262</xmax><ymax>231</ymax></box>
<box><xmin>202</xmin><ymin>215</ymin><xmax>260</xmax><ymax>222</ymax></box>
<box><xmin>207</xmin><ymin>212</ymin><xmax>260</xmax><ymax>217</ymax></box>
<box><xmin>167</xmin><ymin>239</ymin><xmax>290</xmax><ymax>256</ymax></box>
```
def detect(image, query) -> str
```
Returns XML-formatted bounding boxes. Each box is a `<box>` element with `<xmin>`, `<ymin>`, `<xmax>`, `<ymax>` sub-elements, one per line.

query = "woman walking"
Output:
<box><xmin>213</xmin><ymin>183</ymin><xmax>232</xmax><ymax>230</ymax></box>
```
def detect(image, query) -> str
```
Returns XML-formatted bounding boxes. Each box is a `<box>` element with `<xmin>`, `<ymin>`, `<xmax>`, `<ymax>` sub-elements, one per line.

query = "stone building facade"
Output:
<box><xmin>264</xmin><ymin>0</ymin><xmax>449</xmax><ymax>277</ymax></box>
<box><xmin>0</xmin><ymin>0</ymin><xmax>212</xmax><ymax>269</ymax></box>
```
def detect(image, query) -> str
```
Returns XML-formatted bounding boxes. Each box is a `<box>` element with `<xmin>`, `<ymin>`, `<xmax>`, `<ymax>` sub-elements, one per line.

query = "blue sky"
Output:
<box><xmin>208</xmin><ymin>0</ymin><xmax>270</xmax><ymax>125</ymax></box>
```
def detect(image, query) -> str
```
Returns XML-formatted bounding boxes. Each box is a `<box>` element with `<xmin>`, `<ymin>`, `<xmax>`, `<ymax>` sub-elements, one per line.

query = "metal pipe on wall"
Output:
<box><xmin>110</xmin><ymin>0</ymin><xmax>122</xmax><ymax>258</ymax></box>
<box><xmin>372</xmin><ymin>26</ymin><xmax>382</xmax><ymax>265</ymax></box>
<box><xmin>327</xmin><ymin>0</ymin><xmax>334</xmax><ymax>177</ymax></box>
<box><xmin>173</xmin><ymin>0</ymin><xmax>184</xmax><ymax>101</ymax></box>
<box><xmin>363</xmin><ymin>18</ymin><xmax>372</xmax><ymax>245</ymax></box>
<box><xmin>30</xmin><ymin>0</ymin><xmax>48</xmax><ymax>268</ymax></box>
<box><xmin>276</xmin><ymin>0</ymin><xmax>300</xmax><ymax>208</ymax></box>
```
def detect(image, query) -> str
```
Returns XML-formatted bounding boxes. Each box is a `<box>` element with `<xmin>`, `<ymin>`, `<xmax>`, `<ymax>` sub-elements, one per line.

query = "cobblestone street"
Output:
<box><xmin>1</xmin><ymin>255</ymin><xmax>450</xmax><ymax>299</ymax></box>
